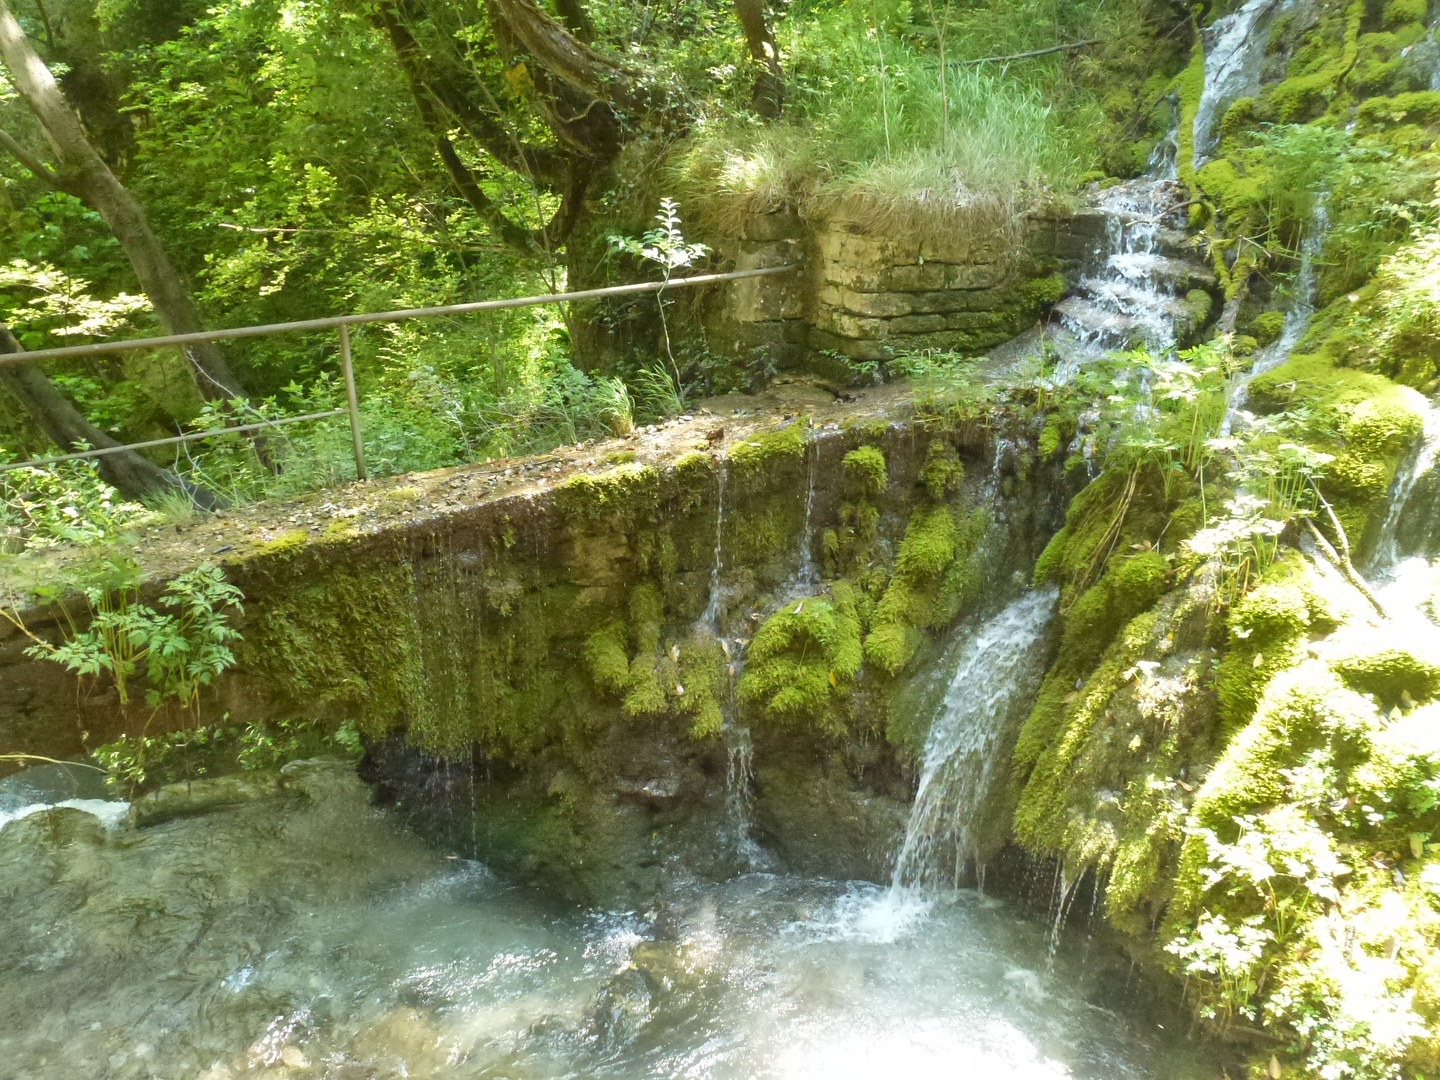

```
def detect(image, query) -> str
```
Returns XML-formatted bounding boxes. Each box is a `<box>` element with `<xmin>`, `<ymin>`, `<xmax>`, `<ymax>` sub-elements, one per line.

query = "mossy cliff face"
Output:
<box><xmin>998</xmin><ymin>4</ymin><xmax>1440</xmax><ymax>1069</ymax></box>
<box><xmin>98</xmin><ymin>405</ymin><xmax>1059</xmax><ymax>905</ymax></box>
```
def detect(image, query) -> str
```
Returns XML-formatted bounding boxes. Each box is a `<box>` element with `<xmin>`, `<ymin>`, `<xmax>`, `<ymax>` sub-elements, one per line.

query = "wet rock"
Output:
<box><xmin>131</xmin><ymin>771</ymin><xmax>288</xmax><ymax>827</ymax></box>
<box><xmin>590</xmin><ymin>968</ymin><xmax>657</xmax><ymax>1047</ymax></box>
<box><xmin>753</xmin><ymin>764</ymin><xmax>908</xmax><ymax>882</ymax></box>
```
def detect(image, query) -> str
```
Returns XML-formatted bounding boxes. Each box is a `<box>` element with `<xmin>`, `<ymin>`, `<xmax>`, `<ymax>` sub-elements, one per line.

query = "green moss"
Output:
<box><xmin>920</xmin><ymin>440</ymin><xmax>963</xmax><ymax>500</ymax></box>
<box><xmin>1214</xmin><ymin>551</ymin><xmax>1338</xmax><ymax>731</ymax></box>
<box><xmin>865</xmin><ymin>503</ymin><xmax>988</xmax><ymax>675</ymax></box>
<box><xmin>842</xmin><ymin>445</ymin><xmax>887</xmax><ymax>495</ymax></box>
<box><xmin>1332</xmin><ymin>647</ymin><xmax>1440</xmax><ymax>709</ymax></box>
<box><xmin>253</xmin><ymin>529</ymin><xmax>309</xmax><ymax>557</ymax></box>
<box><xmin>738</xmin><ymin>582</ymin><xmax>863</xmax><ymax>735</ymax></box>
<box><xmin>1249</xmin><ymin>351</ymin><xmax>1424</xmax><ymax>540</ymax></box>
<box><xmin>556</xmin><ymin>462</ymin><xmax>662</xmax><ymax>520</ymax></box>
<box><xmin>584</xmin><ymin>619</ymin><xmax>631</xmax><ymax>694</ymax></box>
<box><xmin>1384</xmin><ymin>0</ymin><xmax>1428</xmax><ymax>26</ymax></box>
<box><xmin>1012</xmin><ymin>609</ymin><xmax>1160</xmax><ymax>854</ymax></box>
<box><xmin>1172</xmin><ymin>39</ymin><xmax>1206</xmax><ymax>187</ymax></box>
<box><xmin>1250</xmin><ymin>309</ymin><xmax>1286</xmax><ymax>346</ymax></box>
<box><xmin>1020</xmin><ymin>271</ymin><xmax>1068</xmax><ymax>307</ymax></box>
<box><xmin>728</xmin><ymin>424</ymin><xmax>805</xmax><ymax>474</ymax></box>
<box><xmin>1038</xmin><ymin>413</ymin><xmax>1067</xmax><ymax>460</ymax></box>
<box><xmin>1356</xmin><ymin>90</ymin><xmax>1440</xmax><ymax>128</ymax></box>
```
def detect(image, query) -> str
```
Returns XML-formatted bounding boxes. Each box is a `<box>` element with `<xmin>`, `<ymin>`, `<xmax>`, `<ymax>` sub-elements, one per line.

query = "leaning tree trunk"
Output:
<box><xmin>0</xmin><ymin>0</ymin><xmax>248</xmax><ymax>403</ymax></box>
<box><xmin>0</xmin><ymin>327</ymin><xmax>223</xmax><ymax>509</ymax></box>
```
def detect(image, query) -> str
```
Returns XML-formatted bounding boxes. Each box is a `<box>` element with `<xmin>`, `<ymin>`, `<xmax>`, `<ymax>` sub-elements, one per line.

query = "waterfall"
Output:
<box><xmin>1192</xmin><ymin>0</ymin><xmax>1289</xmax><ymax>167</ymax></box>
<box><xmin>1222</xmin><ymin>200</ymin><xmax>1328</xmax><ymax>433</ymax></box>
<box><xmin>1370</xmin><ymin>401</ymin><xmax>1440</xmax><ymax>571</ymax></box>
<box><xmin>701</xmin><ymin>458</ymin><xmax>728</xmax><ymax>634</ymax></box>
<box><xmin>791</xmin><ymin>430</ymin><xmax>820</xmax><ymax>593</ymax></box>
<box><xmin>1050</xmin><ymin>122</ymin><xmax>1207</xmax><ymax>376</ymax></box>
<box><xmin>890</xmin><ymin>588</ymin><xmax>1058</xmax><ymax>891</ymax></box>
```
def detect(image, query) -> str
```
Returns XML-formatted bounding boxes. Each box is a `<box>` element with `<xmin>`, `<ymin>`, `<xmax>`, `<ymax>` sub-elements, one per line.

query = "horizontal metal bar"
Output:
<box><xmin>0</xmin><ymin>409</ymin><xmax>347</xmax><ymax>473</ymax></box>
<box><xmin>4</xmin><ymin>265</ymin><xmax>798</xmax><ymax>366</ymax></box>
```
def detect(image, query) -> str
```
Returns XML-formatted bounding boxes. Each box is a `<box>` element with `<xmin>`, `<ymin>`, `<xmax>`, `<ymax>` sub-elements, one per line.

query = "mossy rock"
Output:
<box><xmin>1332</xmin><ymin>647</ymin><xmax>1440</xmax><ymax>710</ymax></box>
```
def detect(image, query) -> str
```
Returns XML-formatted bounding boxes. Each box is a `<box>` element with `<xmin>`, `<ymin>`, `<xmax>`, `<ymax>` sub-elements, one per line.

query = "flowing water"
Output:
<box><xmin>1222</xmin><ymin>201</ymin><xmax>1329</xmax><ymax>433</ymax></box>
<box><xmin>0</xmin><ymin>759</ymin><xmax>1216</xmax><ymax>1080</ymax></box>
<box><xmin>1051</xmin><ymin>179</ymin><xmax>1196</xmax><ymax>374</ymax></box>
<box><xmin>1370</xmin><ymin>401</ymin><xmax>1440</xmax><ymax>569</ymax></box>
<box><xmin>891</xmin><ymin>589</ymin><xmax>1059</xmax><ymax>890</ymax></box>
<box><xmin>1192</xmin><ymin>0</ymin><xmax>1291</xmax><ymax>167</ymax></box>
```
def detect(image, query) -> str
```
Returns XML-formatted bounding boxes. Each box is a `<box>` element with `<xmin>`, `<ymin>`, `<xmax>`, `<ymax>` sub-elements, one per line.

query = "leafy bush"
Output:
<box><xmin>0</xmin><ymin>460</ymin><xmax>156</xmax><ymax>550</ymax></box>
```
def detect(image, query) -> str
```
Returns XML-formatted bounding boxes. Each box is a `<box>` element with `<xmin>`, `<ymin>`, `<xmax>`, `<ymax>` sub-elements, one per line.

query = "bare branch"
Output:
<box><xmin>0</xmin><ymin>125</ymin><xmax>61</xmax><ymax>187</ymax></box>
<box><xmin>957</xmin><ymin>38</ymin><xmax>1102</xmax><ymax>65</ymax></box>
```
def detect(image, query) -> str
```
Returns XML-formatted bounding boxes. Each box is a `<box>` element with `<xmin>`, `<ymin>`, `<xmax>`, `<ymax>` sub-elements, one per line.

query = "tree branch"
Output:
<box><xmin>374</xmin><ymin>2</ymin><xmax>571</xmax><ymax>184</ymax></box>
<box><xmin>0</xmin><ymin>125</ymin><xmax>62</xmax><ymax>187</ymax></box>
<box><xmin>487</xmin><ymin>0</ymin><xmax>640</xmax><ymax>106</ymax></box>
<box><xmin>0</xmin><ymin>325</ymin><xmax>223</xmax><ymax>509</ymax></box>
<box><xmin>957</xmin><ymin>38</ymin><xmax>1102</xmax><ymax>65</ymax></box>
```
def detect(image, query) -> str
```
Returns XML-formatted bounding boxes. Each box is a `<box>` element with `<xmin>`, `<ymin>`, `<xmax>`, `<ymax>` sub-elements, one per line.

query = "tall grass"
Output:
<box><xmin>677</xmin><ymin>0</ymin><xmax>1108</xmax><ymax>235</ymax></box>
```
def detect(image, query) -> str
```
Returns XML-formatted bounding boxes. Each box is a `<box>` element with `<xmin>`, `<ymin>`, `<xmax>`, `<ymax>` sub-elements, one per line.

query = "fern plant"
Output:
<box><xmin>21</xmin><ymin>562</ymin><xmax>244</xmax><ymax>711</ymax></box>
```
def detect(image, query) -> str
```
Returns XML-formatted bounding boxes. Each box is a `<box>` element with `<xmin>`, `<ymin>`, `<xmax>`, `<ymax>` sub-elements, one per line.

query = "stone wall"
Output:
<box><xmin>706</xmin><ymin>200</ymin><xmax>1107</xmax><ymax>369</ymax></box>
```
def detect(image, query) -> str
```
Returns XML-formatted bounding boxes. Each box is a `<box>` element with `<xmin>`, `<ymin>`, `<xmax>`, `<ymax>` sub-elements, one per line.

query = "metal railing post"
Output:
<box><xmin>338</xmin><ymin>321</ymin><xmax>367</xmax><ymax>481</ymax></box>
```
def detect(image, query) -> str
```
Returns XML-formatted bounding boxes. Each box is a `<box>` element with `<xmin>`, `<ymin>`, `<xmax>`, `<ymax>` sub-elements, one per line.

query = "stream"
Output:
<box><xmin>0</xmin><ymin>710</ymin><xmax>1217</xmax><ymax>1080</ymax></box>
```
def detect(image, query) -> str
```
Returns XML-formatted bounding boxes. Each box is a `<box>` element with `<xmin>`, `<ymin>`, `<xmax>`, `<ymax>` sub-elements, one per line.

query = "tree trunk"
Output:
<box><xmin>0</xmin><ymin>326</ymin><xmax>223</xmax><ymax>509</ymax></box>
<box><xmin>734</xmin><ymin>0</ymin><xmax>784</xmax><ymax>118</ymax></box>
<box><xmin>0</xmin><ymin>0</ymin><xmax>248</xmax><ymax>403</ymax></box>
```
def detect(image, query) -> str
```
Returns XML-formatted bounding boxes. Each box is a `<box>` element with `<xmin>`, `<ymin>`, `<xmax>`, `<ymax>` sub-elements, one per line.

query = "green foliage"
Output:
<box><xmin>0</xmin><ymin>460</ymin><xmax>156</xmax><ymax>550</ymax></box>
<box><xmin>94</xmin><ymin>716</ymin><xmax>360</xmax><ymax>797</ymax></box>
<box><xmin>24</xmin><ymin>562</ymin><xmax>243</xmax><ymax>709</ymax></box>
<box><xmin>678</xmin><ymin>0</ymin><xmax>1111</xmax><ymax>230</ymax></box>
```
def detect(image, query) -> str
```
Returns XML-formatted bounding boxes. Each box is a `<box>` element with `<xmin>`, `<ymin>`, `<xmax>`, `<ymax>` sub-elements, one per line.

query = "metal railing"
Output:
<box><xmin>1</xmin><ymin>264</ymin><xmax>797</xmax><ymax>479</ymax></box>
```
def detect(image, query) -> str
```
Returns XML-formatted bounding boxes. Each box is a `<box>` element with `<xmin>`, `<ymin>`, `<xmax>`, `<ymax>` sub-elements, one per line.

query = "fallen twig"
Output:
<box><xmin>957</xmin><ymin>39</ymin><xmax>1102</xmax><ymax>65</ymax></box>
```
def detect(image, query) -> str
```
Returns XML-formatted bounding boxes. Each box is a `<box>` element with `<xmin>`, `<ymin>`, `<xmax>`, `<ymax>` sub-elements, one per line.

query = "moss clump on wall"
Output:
<box><xmin>1249</xmin><ymin>350</ymin><xmax>1424</xmax><ymax>543</ymax></box>
<box><xmin>557</xmin><ymin>462</ymin><xmax>663</xmax><ymax>522</ymax></box>
<box><xmin>241</xmin><ymin>554</ymin><xmax>427</xmax><ymax>740</ymax></box>
<box><xmin>738</xmin><ymin>583</ymin><xmax>864</xmax><ymax>735</ymax></box>
<box><xmin>865</xmin><ymin>502</ymin><xmax>988</xmax><ymax>675</ymax></box>
<box><xmin>842</xmin><ymin>445</ymin><xmax>887</xmax><ymax>495</ymax></box>
<box><xmin>728</xmin><ymin>423</ymin><xmax>805</xmax><ymax>475</ymax></box>
<box><xmin>1331</xmin><ymin>646</ymin><xmax>1440</xmax><ymax>711</ymax></box>
<box><xmin>1214</xmin><ymin>550</ymin><xmax>1338</xmax><ymax>732</ymax></box>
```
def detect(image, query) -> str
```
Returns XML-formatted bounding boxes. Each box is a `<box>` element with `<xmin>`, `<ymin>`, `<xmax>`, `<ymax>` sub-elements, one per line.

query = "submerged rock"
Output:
<box><xmin>130</xmin><ymin>770</ymin><xmax>288</xmax><ymax>827</ymax></box>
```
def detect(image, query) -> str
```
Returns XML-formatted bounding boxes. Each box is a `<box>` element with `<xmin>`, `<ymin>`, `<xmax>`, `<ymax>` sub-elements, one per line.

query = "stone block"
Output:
<box><xmin>816</xmin><ymin>310</ymin><xmax>888</xmax><ymax>339</ymax></box>
<box><xmin>808</xmin><ymin>328</ymin><xmax>888</xmax><ymax>361</ymax></box>
<box><xmin>1054</xmin><ymin>232</ymin><xmax>1103</xmax><ymax>262</ymax></box>
<box><xmin>888</xmin><ymin>313</ymin><xmax>947</xmax><ymax>334</ymax></box>
<box><xmin>837</xmin><ymin>288</ymin><xmax>912</xmax><ymax>318</ymax></box>
<box><xmin>944</xmin><ymin>310</ymin><xmax>1011</xmax><ymax>332</ymax></box>
<box><xmin>886</xmin><ymin>262</ymin><xmax>950</xmax><ymax>291</ymax></box>
<box><xmin>945</xmin><ymin>263</ymin><xmax>1009</xmax><ymax>290</ymax></box>
<box><xmin>728</xmin><ymin>272</ymin><xmax>803</xmax><ymax>321</ymax></box>
<box><xmin>818</xmin><ymin>230</ymin><xmax>896</xmax><ymax>274</ymax></box>
<box><xmin>908</xmin><ymin>288</ymin><xmax>1009</xmax><ymax>315</ymax></box>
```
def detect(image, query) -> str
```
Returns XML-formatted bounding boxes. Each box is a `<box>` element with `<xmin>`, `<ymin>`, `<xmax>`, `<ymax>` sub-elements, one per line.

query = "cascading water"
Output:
<box><xmin>1370</xmin><ymin>402</ymin><xmax>1440</xmax><ymax>570</ymax></box>
<box><xmin>701</xmin><ymin>458</ymin><xmax>729</xmax><ymax>634</ymax></box>
<box><xmin>1191</xmin><ymin>0</ymin><xmax>1290</xmax><ymax>167</ymax></box>
<box><xmin>1051</xmin><ymin>180</ymin><xmax>1197</xmax><ymax>373</ymax></box>
<box><xmin>890</xmin><ymin>588</ymin><xmax>1059</xmax><ymax>891</ymax></box>
<box><xmin>792</xmin><ymin>430</ymin><xmax>819</xmax><ymax>590</ymax></box>
<box><xmin>1049</xmin><ymin>128</ymin><xmax>1214</xmax><ymax>377</ymax></box>
<box><xmin>1222</xmin><ymin>200</ymin><xmax>1329</xmax><ymax>433</ymax></box>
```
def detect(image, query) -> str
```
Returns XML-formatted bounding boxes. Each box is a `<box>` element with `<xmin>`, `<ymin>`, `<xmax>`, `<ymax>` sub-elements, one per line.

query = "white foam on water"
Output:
<box><xmin>0</xmin><ymin>798</ymin><xmax>130</xmax><ymax>833</ymax></box>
